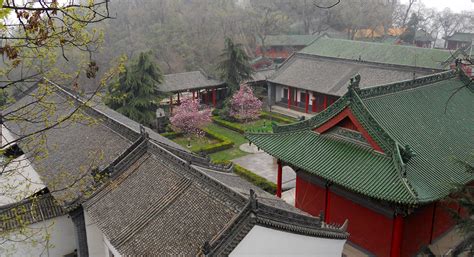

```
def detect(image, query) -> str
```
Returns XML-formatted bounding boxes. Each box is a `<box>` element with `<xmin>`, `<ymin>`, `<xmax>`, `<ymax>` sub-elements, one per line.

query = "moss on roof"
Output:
<box><xmin>300</xmin><ymin>37</ymin><xmax>453</xmax><ymax>70</ymax></box>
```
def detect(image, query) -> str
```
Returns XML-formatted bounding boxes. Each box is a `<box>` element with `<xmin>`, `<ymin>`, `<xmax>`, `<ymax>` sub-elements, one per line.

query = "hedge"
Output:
<box><xmin>213</xmin><ymin>161</ymin><xmax>277</xmax><ymax>194</ymax></box>
<box><xmin>199</xmin><ymin>128</ymin><xmax>234</xmax><ymax>154</ymax></box>
<box><xmin>234</xmin><ymin>164</ymin><xmax>277</xmax><ymax>194</ymax></box>
<box><xmin>160</xmin><ymin>131</ymin><xmax>182</xmax><ymax>139</ymax></box>
<box><xmin>212</xmin><ymin>116</ymin><xmax>245</xmax><ymax>134</ymax></box>
<box><xmin>260</xmin><ymin>111</ymin><xmax>296</xmax><ymax>124</ymax></box>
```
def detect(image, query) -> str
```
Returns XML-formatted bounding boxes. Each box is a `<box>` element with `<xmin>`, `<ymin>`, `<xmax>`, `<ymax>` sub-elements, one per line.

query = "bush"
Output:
<box><xmin>260</xmin><ymin>111</ymin><xmax>296</xmax><ymax>124</ymax></box>
<box><xmin>198</xmin><ymin>128</ymin><xmax>234</xmax><ymax>154</ymax></box>
<box><xmin>212</xmin><ymin>161</ymin><xmax>277</xmax><ymax>194</ymax></box>
<box><xmin>161</xmin><ymin>131</ymin><xmax>182</xmax><ymax>139</ymax></box>
<box><xmin>212</xmin><ymin>116</ymin><xmax>245</xmax><ymax>134</ymax></box>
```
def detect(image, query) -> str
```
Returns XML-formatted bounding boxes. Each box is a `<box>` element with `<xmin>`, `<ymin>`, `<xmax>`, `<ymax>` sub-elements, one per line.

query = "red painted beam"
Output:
<box><xmin>276</xmin><ymin>160</ymin><xmax>283</xmax><ymax>198</ymax></box>
<box><xmin>288</xmin><ymin>87</ymin><xmax>291</xmax><ymax>109</ymax></box>
<box><xmin>212</xmin><ymin>88</ymin><xmax>217</xmax><ymax>107</ymax></box>
<box><xmin>390</xmin><ymin>215</ymin><xmax>404</xmax><ymax>257</ymax></box>
<box><xmin>305</xmin><ymin>90</ymin><xmax>309</xmax><ymax>113</ymax></box>
<box><xmin>324</xmin><ymin>185</ymin><xmax>331</xmax><ymax>223</ymax></box>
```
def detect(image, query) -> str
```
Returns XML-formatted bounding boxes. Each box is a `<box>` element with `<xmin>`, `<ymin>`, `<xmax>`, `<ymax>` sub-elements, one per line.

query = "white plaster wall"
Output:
<box><xmin>275</xmin><ymin>85</ymin><xmax>284</xmax><ymax>102</ymax></box>
<box><xmin>230</xmin><ymin>225</ymin><xmax>346</xmax><ymax>257</ymax></box>
<box><xmin>84</xmin><ymin>210</ymin><xmax>122</xmax><ymax>257</ymax></box>
<box><xmin>1</xmin><ymin>215</ymin><xmax>77</xmax><ymax>257</ymax></box>
<box><xmin>84</xmin><ymin>211</ymin><xmax>107</xmax><ymax>257</ymax></box>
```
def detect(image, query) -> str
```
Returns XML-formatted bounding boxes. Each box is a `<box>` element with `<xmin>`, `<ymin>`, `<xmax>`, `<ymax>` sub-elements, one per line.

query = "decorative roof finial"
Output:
<box><xmin>401</xmin><ymin>144</ymin><xmax>416</xmax><ymax>163</ymax></box>
<box><xmin>348</xmin><ymin>74</ymin><xmax>361</xmax><ymax>92</ymax></box>
<box><xmin>249</xmin><ymin>189</ymin><xmax>258</xmax><ymax>209</ymax></box>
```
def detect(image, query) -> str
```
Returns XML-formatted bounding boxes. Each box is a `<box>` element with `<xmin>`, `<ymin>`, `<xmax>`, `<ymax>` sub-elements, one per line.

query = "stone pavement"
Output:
<box><xmin>232</xmin><ymin>152</ymin><xmax>296</xmax><ymax>190</ymax></box>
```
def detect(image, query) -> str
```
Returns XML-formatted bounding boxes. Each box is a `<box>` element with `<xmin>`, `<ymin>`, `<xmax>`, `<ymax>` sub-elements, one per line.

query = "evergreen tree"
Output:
<box><xmin>400</xmin><ymin>13</ymin><xmax>420</xmax><ymax>44</ymax></box>
<box><xmin>105</xmin><ymin>52</ymin><xmax>164</xmax><ymax>126</ymax></box>
<box><xmin>217</xmin><ymin>37</ymin><xmax>253</xmax><ymax>95</ymax></box>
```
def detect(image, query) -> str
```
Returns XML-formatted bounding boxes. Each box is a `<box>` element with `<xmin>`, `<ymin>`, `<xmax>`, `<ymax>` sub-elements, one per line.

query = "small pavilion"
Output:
<box><xmin>160</xmin><ymin>70</ymin><xmax>226</xmax><ymax>111</ymax></box>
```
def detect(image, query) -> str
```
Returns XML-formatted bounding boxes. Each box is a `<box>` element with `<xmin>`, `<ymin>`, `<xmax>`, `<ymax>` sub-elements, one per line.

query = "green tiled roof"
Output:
<box><xmin>263</xmin><ymin>35</ymin><xmax>318</xmax><ymax>47</ymax></box>
<box><xmin>446</xmin><ymin>32</ymin><xmax>474</xmax><ymax>43</ymax></box>
<box><xmin>300</xmin><ymin>37</ymin><xmax>453</xmax><ymax>70</ymax></box>
<box><xmin>247</xmin><ymin>70</ymin><xmax>474</xmax><ymax>205</ymax></box>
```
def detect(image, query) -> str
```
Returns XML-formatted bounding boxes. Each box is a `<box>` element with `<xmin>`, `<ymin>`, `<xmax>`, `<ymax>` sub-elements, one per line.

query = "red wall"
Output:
<box><xmin>295</xmin><ymin>176</ymin><xmax>325</xmax><ymax>216</ymax></box>
<box><xmin>328</xmin><ymin>188</ymin><xmax>393</xmax><ymax>257</ymax></box>
<box><xmin>295</xmin><ymin>175</ymin><xmax>393</xmax><ymax>257</ymax></box>
<box><xmin>295</xmin><ymin>174</ymin><xmax>459</xmax><ymax>257</ymax></box>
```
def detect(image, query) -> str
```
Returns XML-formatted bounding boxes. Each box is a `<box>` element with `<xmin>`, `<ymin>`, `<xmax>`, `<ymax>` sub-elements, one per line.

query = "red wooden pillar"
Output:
<box><xmin>177</xmin><ymin>92</ymin><xmax>180</xmax><ymax>104</ymax></box>
<box><xmin>429</xmin><ymin>202</ymin><xmax>437</xmax><ymax>244</ymax></box>
<box><xmin>323</xmin><ymin>95</ymin><xmax>328</xmax><ymax>109</ymax></box>
<box><xmin>276</xmin><ymin>160</ymin><xmax>283</xmax><ymax>198</ymax></box>
<box><xmin>390</xmin><ymin>214</ymin><xmax>404</xmax><ymax>257</ymax></box>
<box><xmin>169</xmin><ymin>95</ymin><xmax>173</xmax><ymax>113</ymax></box>
<box><xmin>311</xmin><ymin>92</ymin><xmax>316</xmax><ymax>113</ymax></box>
<box><xmin>324</xmin><ymin>185</ymin><xmax>331</xmax><ymax>223</ymax></box>
<box><xmin>212</xmin><ymin>88</ymin><xmax>217</xmax><ymax>107</ymax></box>
<box><xmin>305</xmin><ymin>90</ymin><xmax>309</xmax><ymax>113</ymax></box>
<box><xmin>205</xmin><ymin>90</ymin><xmax>209</xmax><ymax>105</ymax></box>
<box><xmin>287</xmin><ymin>87</ymin><xmax>291</xmax><ymax>109</ymax></box>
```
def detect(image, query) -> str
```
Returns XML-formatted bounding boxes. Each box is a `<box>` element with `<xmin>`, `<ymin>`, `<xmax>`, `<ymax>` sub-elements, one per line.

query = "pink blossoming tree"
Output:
<box><xmin>230</xmin><ymin>84</ymin><xmax>263</xmax><ymax>122</ymax></box>
<box><xmin>170</xmin><ymin>98</ymin><xmax>211</xmax><ymax>146</ymax></box>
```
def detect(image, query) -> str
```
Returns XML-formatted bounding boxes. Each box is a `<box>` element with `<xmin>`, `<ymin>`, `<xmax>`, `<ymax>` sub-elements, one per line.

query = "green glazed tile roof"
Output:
<box><xmin>300</xmin><ymin>37</ymin><xmax>453</xmax><ymax>70</ymax></box>
<box><xmin>246</xmin><ymin>130</ymin><xmax>417</xmax><ymax>203</ymax></box>
<box><xmin>247</xmin><ymin>70</ymin><xmax>474</xmax><ymax>205</ymax></box>
<box><xmin>446</xmin><ymin>32</ymin><xmax>474</xmax><ymax>43</ymax></box>
<box><xmin>263</xmin><ymin>35</ymin><xmax>318</xmax><ymax>47</ymax></box>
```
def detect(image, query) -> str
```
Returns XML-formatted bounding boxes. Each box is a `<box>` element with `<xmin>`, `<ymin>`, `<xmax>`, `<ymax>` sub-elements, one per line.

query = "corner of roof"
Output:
<box><xmin>204</xmin><ymin>189</ymin><xmax>349</xmax><ymax>255</ymax></box>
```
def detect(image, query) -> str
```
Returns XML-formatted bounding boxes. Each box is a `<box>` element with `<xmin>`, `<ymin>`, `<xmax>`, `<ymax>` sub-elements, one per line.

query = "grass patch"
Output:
<box><xmin>173</xmin><ymin>136</ymin><xmax>219</xmax><ymax>152</ymax></box>
<box><xmin>206</xmin><ymin>123</ymin><xmax>248</xmax><ymax>161</ymax></box>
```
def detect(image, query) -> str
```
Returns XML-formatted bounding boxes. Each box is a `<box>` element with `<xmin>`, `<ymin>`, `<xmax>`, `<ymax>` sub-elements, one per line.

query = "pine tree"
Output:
<box><xmin>217</xmin><ymin>37</ymin><xmax>253</xmax><ymax>95</ymax></box>
<box><xmin>400</xmin><ymin>13</ymin><xmax>419</xmax><ymax>44</ymax></box>
<box><xmin>105</xmin><ymin>52</ymin><xmax>164</xmax><ymax>126</ymax></box>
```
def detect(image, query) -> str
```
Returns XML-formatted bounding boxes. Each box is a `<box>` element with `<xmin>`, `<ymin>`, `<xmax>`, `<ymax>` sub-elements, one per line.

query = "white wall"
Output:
<box><xmin>230</xmin><ymin>225</ymin><xmax>346</xmax><ymax>257</ymax></box>
<box><xmin>1</xmin><ymin>215</ymin><xmax>77</xmax><ymax>257</ymax></box>
<box><xmin>84</xmin><ymin>211</ymin><xmax>121</xmax><ymax>257</ymax></box>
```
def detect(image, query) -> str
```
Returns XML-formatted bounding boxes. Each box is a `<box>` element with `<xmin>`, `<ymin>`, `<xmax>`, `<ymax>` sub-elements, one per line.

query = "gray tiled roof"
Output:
<box><xmin>84</xmin><ymin>140</ymin><xmax>348</xmax><ymax>255</ymax></box>
<box><xmin>160</xmin><ymin>71</ymin><xmax>224</xmax><ymax>92</ymax></box>
<box><xmin>269</xmin><ymin>54</ymin><xmax>430</xmax><ymax>96</ymax></box>
<box><xmin>3</xmin><ymin>82</ymin><xmax>184</xmax><ymax>206</ymax></box>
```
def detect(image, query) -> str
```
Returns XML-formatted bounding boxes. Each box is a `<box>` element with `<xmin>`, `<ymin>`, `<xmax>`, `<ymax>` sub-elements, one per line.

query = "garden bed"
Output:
<box><xmin>161</xmin><ymin>128</ymin><xmax>234</xmax><ymax>154</ymax></box>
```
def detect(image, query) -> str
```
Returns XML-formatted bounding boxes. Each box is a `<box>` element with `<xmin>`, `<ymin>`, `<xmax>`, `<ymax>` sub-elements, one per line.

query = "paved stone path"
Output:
<box><xmin>239</xmin><ymin>143</ymin><xmax>265</xmax><ymax>154</ymax></box>
<box><xmin>232</xmin><ymin>152</ymin><xmax>296</xmax><ymax>190</ymax></box>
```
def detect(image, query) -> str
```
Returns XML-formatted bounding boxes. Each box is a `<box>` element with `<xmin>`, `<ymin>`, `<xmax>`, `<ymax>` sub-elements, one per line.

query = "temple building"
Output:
<box><xmin>248</xmin><ymin>69</ymin><xmax>473</xmax><ymax>257</ymax></box>
<box><xmin>1</xmin><ymin>81</ymin><xmax>349</xmax><ymax>256</ymax></box>
<box><xmin>266</xmin><ymin>37</ymin><xmax>469</xmax><ymax>115</ymax></box>
<box><xmin>256</xmin><ymin>34</ymin><xmax>319</xmax><ymax>62</ymax></box>
<box><xmin>445</xmin><ymin>32</ymin><xmax>474</xmax><ymax>50</ymax></box>
<box><xmin>161</xmin><ymin>70</ymin><xmax>226</xmax><ymax>110</ymax></box>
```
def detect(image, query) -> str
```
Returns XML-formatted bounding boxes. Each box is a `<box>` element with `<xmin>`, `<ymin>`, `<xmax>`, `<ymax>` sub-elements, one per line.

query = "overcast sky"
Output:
<box><xmin>400</xmin><ymin>0</ymin><xmax>474</xmax><ymax>13</ymax></box>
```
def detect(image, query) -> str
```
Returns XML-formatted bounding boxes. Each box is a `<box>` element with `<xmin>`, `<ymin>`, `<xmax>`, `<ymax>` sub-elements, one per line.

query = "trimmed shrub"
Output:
<box><xmin>234</xmin><ymin>164</ymin><xmax>277</xmax><ymax>194</ymax></box>
<box><xmin>260</xmin><ymin>111</ymin><xmax>296</xmax><ymax>124</ymax></box>
<box><xmin>212</xmin><ymin>116</ymin><xmax>245</xmax><ymax>134</ymax></box>
<box><xmin>197</xmin><ymin>128</ymin><xmax>234</xmax><ymax>154</ymax></box>
<box><xmin>161</xmin><ymin>131</ymin><xmax>183</xmax><ymax>139</ymax></box>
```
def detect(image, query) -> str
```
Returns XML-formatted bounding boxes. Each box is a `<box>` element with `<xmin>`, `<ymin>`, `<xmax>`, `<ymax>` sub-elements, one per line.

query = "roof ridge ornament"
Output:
<box><xmin>401</xmin><ymin>144</ymin><xmax>416</xmax><ymax>164</ymax></box>
<box><xmin>348</xmin><ymin>74</ymin><xmax>361</xmax><ymax>92</ymax></box>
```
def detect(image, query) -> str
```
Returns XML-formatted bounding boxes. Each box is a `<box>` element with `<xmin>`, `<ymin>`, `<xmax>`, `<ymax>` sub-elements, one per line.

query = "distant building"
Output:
<box><xmin>266</xmin><ymin>37</ymin><xmax>463</xmax><ymax>115</ymax></box>
<box><xmin>445</xmin><ymin>32</ymin><xmax>474</xmax><ymax>50</ymax></box>
<box><xmin>1</xmin><ymin>81</ymin><xmax>349</xmax><ymax>256</ymax></box>
<box><xmin>249</xmin><ymin>69</ymin><xmax>474</xmax><ymax>257</ymax></box>
<box><xmin>256</xmin><ymin>35</ymin><xmax>319</xmax><ymax>62</ymax></box>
